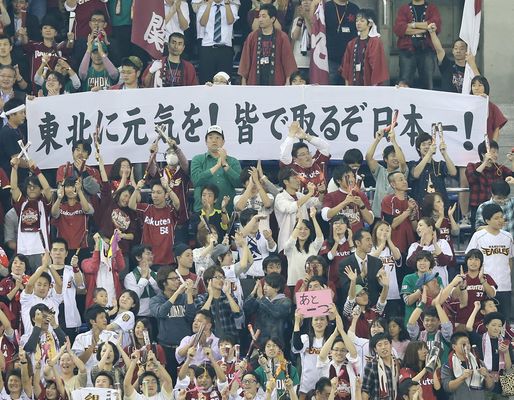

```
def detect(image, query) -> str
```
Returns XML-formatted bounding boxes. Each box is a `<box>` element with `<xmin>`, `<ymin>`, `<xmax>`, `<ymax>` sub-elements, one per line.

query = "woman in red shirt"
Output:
<box><xmin>0</xmin><ymin>254</ymin><xmax>30</xmax><ymax>330</ymax></box>
<box><xmin>399</xmin><ymin>341</ymin><xmax>441</xmax><ymax>400</ymax></box>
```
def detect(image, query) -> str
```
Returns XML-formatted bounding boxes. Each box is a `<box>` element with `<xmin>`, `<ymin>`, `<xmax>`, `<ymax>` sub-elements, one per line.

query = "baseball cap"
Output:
<box><xmin>211</xmin><ymin>244</ymin><xmax>230</xmax><ymax>264</ymax></box>
<box><xmin>205</xmin><ymin>125</ymin><xmax>224</xmax><ymax>140</ymax></box>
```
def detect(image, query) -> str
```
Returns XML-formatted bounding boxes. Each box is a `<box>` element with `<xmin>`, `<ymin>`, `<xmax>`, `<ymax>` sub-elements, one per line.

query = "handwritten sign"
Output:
<box><xmin>295</xmin><ymin>289</ymin><xmax>332</xmax><ymax>317</ymax></box>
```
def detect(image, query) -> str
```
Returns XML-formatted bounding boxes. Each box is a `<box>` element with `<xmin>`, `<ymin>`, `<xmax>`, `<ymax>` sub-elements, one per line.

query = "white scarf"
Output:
<box><xmin>450</xmin><ymin>351</ymin><xmax>483</xmax><ymax>389</ymax></box>
<box><xmin>98</xmin><ymin>238</ymin><xmax>116</xmax><ymax>307</ymax></box>
<box><xmin>482</xmin><ymin>332</ymin><xmax>505</xmax><ymax>371</ymax></box>
<box><xmin>377</xmin><ymin>356</ymin><xmax>398</xmax><ymax>399</ymax></box>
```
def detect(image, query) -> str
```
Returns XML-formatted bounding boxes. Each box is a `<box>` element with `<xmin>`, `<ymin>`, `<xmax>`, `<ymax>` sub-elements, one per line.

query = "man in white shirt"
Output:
<box><xmin>49</xmin><ymin>238</ymin><xmax>85</xmax><ymax>341</ymax></box>
<box><xmin>274</xmin><ymin>167</ymin><xmax>319</xmax><ymax>251</ymax></box>
<box><xmin>124</xmin><ymin>245</ymin><xmax>161</xmax><ymax>317</ymax></box>
<box><xmin>466</xmin><ymin>203</ymin><xmax>514</xmax><ymax>322</ymax></box>
<box><xmin>197</xmin><ymin>0</ymin><xmax>239</xmax><ymax>83</ymax></box>
<box><xmin>72</xmin><ymin>305</ymin><xmax>116</xmax><ymax>385</ymax></box>
<box><xmin>20</xmin><ymin>252</ymin><xmax>63</xmax><ymax>342</ymax></box>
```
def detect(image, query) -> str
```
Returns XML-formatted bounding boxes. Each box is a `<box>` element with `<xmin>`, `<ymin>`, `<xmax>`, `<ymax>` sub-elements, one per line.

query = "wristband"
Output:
<box><xmin>417</xmin><ymin>301</ymin><xmax>425</xmax><ymax>310</ymax></box>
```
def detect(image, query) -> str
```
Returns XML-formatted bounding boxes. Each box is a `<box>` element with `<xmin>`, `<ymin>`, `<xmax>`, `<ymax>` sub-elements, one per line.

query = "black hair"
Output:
<box><xmin>388</xmin><ymin>316</ymin><xmax>410</xmax><ymax>342</ymax></box>
<box><xmin>415</xmin><ymin>250</ymin><xmax>435</xmax><ymax>269</ymax></box>
<box><xmin>51</xmin><ymin>237</ymin><xmax>69</xmax><ymax>252</ymax></box>
<box><xmin>72</xmin><ymin>139</ymin><xmax>92</xmax><ymax>155</ymax></box>
<box><xmin>415</xmin><ymin>133</ymin><xmax>432</xmax><ymax>156</ymax></box>
<box><xmin>482</xmin><ymin>203</ymin><xmax>503</xmax><ymax>223</ymax></box>
<box><xmin>470</xmin><ymin>75</ymin><xmax>490</xmax><ymax>96</ymax></box>
<box><xmin>264</xmin><ymin>336</ymin><xmax>284</xmax><ymax>350</ymax></box>
<box><xmin>201</xmin><ymin>183</ymin><xmax>220</xmax><ymax>200</ymax></box>
<box><xmin>356</xmin><ymin>8</ymin><xmax>377</xmax><ymax>27</ymax></box>
<box><xmin>93</xmin><ymin>371</ymin><xmax>114</xmax><ymax>387</ymax></box>
<box><xmin>326</xmin><ymin>215</ymin><xmax>350</xmax><ymax>248</ymax></box>
<box><xmin>203</xmin><ymin>265</ymin><xmax>225</xmax><ymax>284</ymax></box>
<box><xmin>90</xmin><ymin>9</ymin><xmax>108</xmax><ymax>21</ymax></box>
<box><xmin>264</xmin><ymin>272</ymin><xmax>285</xmax><ymax>293</ymax></box>
<box><xmin>85</xmin><ymin>305</ymin><xmax>108</xmax><ymax>329</ymax></box>
<box><xmin>0</xmin><ymin>64</ymin><xmax>15</xmax><ymax>75</ymax></box>
<box><xmin>239</xmin><ymin>208</ymin><xmax>258</xmax><ymax>227</ymax></box>
<box><xmin>240</xmin><ymin>167</ymin><xmax>252</xmax><ymax>186</ymax></box>
<box><xmin>93</xmin><ymin>287</ymin><xmax>107</xmax><ymax>298</ymax></box>
<box><xmin>45</xmin><ymin>71</ymin><xmax>65</xmax><ymax>94</ymax></box>
<box><xmin>314</xmin><ymin>377</ymin><xmax>332</xmax><ymax>394</ymax></box>
<box><xmin>113</xmin><ymin>184</ymin><xmax>135</xmax><ymax>206</ymax></box>
<box><xmin>307</xmin><ymin>275</ymin><xmax>328</xmax><ymax>289</ymax></box>
<box><xmin>305</xmin><ymin>255</ymin><xmax>328</xmax><ymax>276</ymax></box>
<box><xmin>169</xmin><ymin>31</ymin><xmax>185</xmax><ymax>41</ymax></box>
<box><xmin>37</xmin><ymin>271</ymin><xmax>52</xmax><ymax>286</ymax></box>
<box><xmin>491</xmin><ymin>180</ymin><xmax>511</xmax><ymax>197</ymax></box>
<box><xmin>290</xmin><ymin>70</ymin><xmax>309</xmax><ymax>84</ymax></box>
<box><xmin>423</xmin><ymin>305</ymin><xmax>439</xmax><ymax>319</ymax></box>
<box><xmin>278</xmin><ymin>167</ymin><xmax>296</xmax><ymax>189</ymax></box>
<box><xmin>5</xmin><ymin>369</ymin><xmax>21</xmax><ymax>394</ymax></box>
<box><xmin>332</xmin><ymin>163</ymin><xmax>353</xmax><ymax>187</ymax></box>
<box><xmin>260</xmin><ymin>3</ymin><xmax>278</xmax><ymax>19</ymax></box>
<box><xmin>370</xmin><ymin>332</ymin><xmax>391</xmax><ymax>351</ymax></box>
<box><xmin>119</xmin><ymin>289</ymin><xmax>140</xmax><ymax>316</ymax></box>
<box><xmin>353</xmin><ymin>229</ymin><xmax>370</xmax><ymax>245</ymax></box>
<box><xmin>29</xmin><ymin>303</ymin><xmax>51</xmax><ymax>325</ymax></box>
<box><xmin>219</xmin><ymin>335</ymin><xmax>237</xmax><ymax>346</ymax></box>
<box><xmin>194</xmin><ymin>364</ymin><xmax>216</xmax><ymax>379</ymax></box>
<box><xmin>263</xmin><ymin>254</ymin><xmax>282</xmax><ymax>272</ymax></box>
<box><xmin>292</xmin><ymin>142</ymin><xmax>309</xmax><ymax>159</ymax></box>
<box><xmin>450</xmin><ymin>331</ymin><xmax>469</xmax><ymax>346</ymax></box>
<box><xmin>138</xmin><ymin>371</ymin><xmax>160</xmax><ymax>391</ymax></box>
<box><xmin>156</xmin><ymin>264</ymin><xmax>178</xmax><ymax>291</ymax></box>
<box><xmin>131</xmin><ymin>245</ymin><xmax>152</xmax><ymax>264</ymax></box>
<box><xmin>109</xmin><ymin>157</ymin><xmax>132</xmax><ymax>181</ymax></box>
<box><xmin>477</xmin><ymin>139</ymin><xmax>499</xmax><ymax>161</ymax></box>
<box><xmin>464</xmin><ymin>248</ymin><xmax>484</xmax><ymax>269</ymax></box>
<box><xmin>195</xmin><ymin>309</ymin><xmax>213</xmax><ymax>325</ymax></box>
<box><xmin>96</xmin><ymin>341</ymin><xmax>120</xmax><ymax>364</ymax></box>
<box><xmin>8</xmin><ymin>254</ymin><xmax>30</xmax><ymax>275</ymax></box>
<box><xmin>22</xmin><ymin>175</ymin><xmax>43</xmax><ymax>196</ymax></box>
<box><xmin>382</xmin><ymin>145</ymin><xmax>396</xmax><ymax>162</ymax></box>
<box><xmin>4</xmin><ymin>98</ymin><xmax>24</xmax><ymax>117</ymax></box>
<box><xmin>483</xmin><ymin>311</ymin><xmax>505</xmax><ymax>327</ymax></box>
<box><xmin>0</xmin><ymin>34</ymin><xmax>12</xmax><ymax>45</ymax></box>
<box><xmin>343</xmin><ymin>149</ymin><xmax>363</xmax><ymax>165</ymax></box>
<box><xmin>121</xmin><ymin>57</ymin><xmax>141</xmax><ymax>71</ymax></box>
<box><xmin>402</xmin><ymin>341</ymin><xmax>428</xmax><ymax>372</ymax></box>
<box><xmin>295</xmin><ymin>219</ymin><xmax>315</xmax><ymax>253</ymax></box>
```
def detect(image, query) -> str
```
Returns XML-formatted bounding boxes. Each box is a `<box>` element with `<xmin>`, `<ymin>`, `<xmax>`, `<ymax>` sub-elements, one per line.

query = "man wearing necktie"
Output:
<box><xmin>197</xmin><ymin>0</ymin><xmax>238</xmax><ymax>83</ymax></box>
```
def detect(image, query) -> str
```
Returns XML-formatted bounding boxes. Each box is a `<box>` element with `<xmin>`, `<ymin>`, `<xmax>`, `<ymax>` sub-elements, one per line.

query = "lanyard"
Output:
<box><xmin>335</xmin><ymin>3</ymin><xmax>348</xmax><ymax>31</ymax></box>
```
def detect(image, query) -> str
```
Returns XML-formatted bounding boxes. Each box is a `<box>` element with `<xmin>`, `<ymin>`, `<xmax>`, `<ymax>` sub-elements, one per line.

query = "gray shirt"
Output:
<box><xmin>441</xmin><ymin>363</ymin><xmax>487</xmax><ymax>400</ymax></box>
<box><xmin>371</xmin><ymin>164</ymin><xmax>408</xmax><ymax>217</ymax></box>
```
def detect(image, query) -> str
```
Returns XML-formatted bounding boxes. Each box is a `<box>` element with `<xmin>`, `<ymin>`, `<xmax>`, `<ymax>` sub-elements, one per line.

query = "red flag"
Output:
<box><xmin>131</xmin><ymin>0</ymin><xmax>166</xmax><ymax>60</ymax></box>
<box><xmin>459</xmin><ymin>0</ymin><xmax>481</xmax><ymax>93</ymax></box>
<box><xmin>309</xmin><ymin>0</ymin><xmax>329</xmax><ymax>85</ymax></box>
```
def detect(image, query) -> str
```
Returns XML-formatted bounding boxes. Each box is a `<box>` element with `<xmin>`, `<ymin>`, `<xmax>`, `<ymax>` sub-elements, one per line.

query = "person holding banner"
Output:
<box><xmin>340</xmin><ymin>9</ymin><xmax>388</xmax><ymax>86</ymax></box>
<box><xmin>239</xmin><ymin>4</ymin><xmax>297</xmax><ymax>86</ymax></box>
<box><xmin>408</xmin><ymin>132</ymin><xmax>457</xmax><ymax>207</ymax></box>
<box><xmin>109</xmin><ymin>56</ymin><xmax>142</xmax><ymax>89</ymax></box>
<box><xmin>365</xmin><ymin>127</ymin><xmax>408</xmax><ymax>219</ymax></box>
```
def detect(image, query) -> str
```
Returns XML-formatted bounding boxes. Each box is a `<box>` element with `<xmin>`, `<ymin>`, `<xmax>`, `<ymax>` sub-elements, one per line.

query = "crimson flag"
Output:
<box><xmin>131</xmin><ymin>0</ymin><xmax>166</xmax><ymax>60</ymax></box>
<box><xmin>309</xmin><ymin>0</ymin><xmax>329</xmax><ymax>85</ymax></box>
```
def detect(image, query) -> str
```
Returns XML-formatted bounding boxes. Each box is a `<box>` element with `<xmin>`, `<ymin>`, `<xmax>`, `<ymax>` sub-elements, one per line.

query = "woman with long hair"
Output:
<box><xmin>284</xmin><ymin>207</ymin><xmax>324</xmax><ymax>288</ymax></box>
<box><xmin>370</xmin><ymin>220</ymin><xmax>403</xmax><ymax>317</ymax></box>
<box><xmin>108</xmin><ymin>157</ymin><xmax>135</xmax><ymax>192</ymax></box>
<box><xmin>319</xmin><ymin>215</ymin><xmax>353</xmax><ymax>288</ymax></box>
<box><xmin>400</xmin><ymin>341</ymin><xmax>441</xmax><ymax>400</ymax></box>
<box><xmin>293</xmin><ymin>310</ymin><xmax>334</xmax><ymax>399</ymax></box>
<box><xmin>406</xmin><ymin>217</ymin><xmax>453</xmax><ymax>286</ymax></box>
<box><xmin>388</xmin><ymin>316</ymin><xmax>410</xmax><ymax>360</ymax></box>
<box><xmin>0</xmin><ymin>254</ymin><xmax>30</xmax><ymax>330</ymax></box>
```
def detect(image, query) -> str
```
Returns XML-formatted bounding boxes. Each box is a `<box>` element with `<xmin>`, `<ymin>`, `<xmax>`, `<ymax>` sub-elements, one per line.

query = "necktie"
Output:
<box><xmin>214</xmin><ymin>4</ymin><xmax>222</xmax><ymax>43</ymax></box>
<box><xmin>361</xmin><ymin>259</ymin><xmax>367</xmax><ymax>279</ymax></box>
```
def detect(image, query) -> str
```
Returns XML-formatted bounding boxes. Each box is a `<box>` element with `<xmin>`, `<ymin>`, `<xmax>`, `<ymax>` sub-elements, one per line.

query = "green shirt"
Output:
<box><xmin>190</xmin><ymin>152</ymin><xmax>241</xmax><ymax>213</ymax></box>
<box><xmin>108</xmin><ymin>0</ymin><xmax>133</xmax><ymax>26</ymax></box>
<box><xmin>83</xmin><ymin>67</ymin><xmax>112</xmax><ymax>92</ymax></box>
<box><xmin>254</xmin><ymin>364</ymin><xmax>300</xmax><ymax>397</ymax></box>
<box><xmin>400</xmin><ymin>272</ymin><xmax>443</xmax><ymax>325</ymax></box>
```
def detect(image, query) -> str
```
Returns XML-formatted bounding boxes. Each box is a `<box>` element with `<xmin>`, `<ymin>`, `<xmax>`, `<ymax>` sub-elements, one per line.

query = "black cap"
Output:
<box><xmin>174</xmin><ymin>242</ymin><xmax>190</xmax><ymax>258</ymax></box>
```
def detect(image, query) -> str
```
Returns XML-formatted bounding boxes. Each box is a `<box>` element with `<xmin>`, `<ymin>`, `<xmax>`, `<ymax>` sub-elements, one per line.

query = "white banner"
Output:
<box><xmin>27</xmin><ymin>85</ymin><xmax>487</xmax><ymax>169</ymax></box>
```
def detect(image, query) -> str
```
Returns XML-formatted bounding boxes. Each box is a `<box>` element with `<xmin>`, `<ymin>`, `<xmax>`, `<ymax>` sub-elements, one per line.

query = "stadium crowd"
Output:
<box><xmin>0</xmin><ymin>0</ymin><xmax>512</xmax><ymax>399</ymax></box>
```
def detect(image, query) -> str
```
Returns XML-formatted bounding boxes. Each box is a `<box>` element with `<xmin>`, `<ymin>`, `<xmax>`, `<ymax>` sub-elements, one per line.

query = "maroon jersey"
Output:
<box><xmin>281</xmin><ymin>151</ymin><xmax>329</xmax><ymax>196</ymax></box>
<box><xmin>163</xmin><ymin>166</ymin><xmax>190</xmax><ymax>225</ymax></box>
<box><xmin>13</xmin><ymin>196</ymin><xmax>51</xmax><ymax>233</ymax></box>
<box><xmin>319</xmin><ymin>239</ymin><xmax>352</xmax><ymax>288</ymax></box>
<box><xmin>381</xmin><ymin>194</ymin><xmax>416</xmax><ymax>253</ymax></box>
<box><xmin>23</xmin><ymin>41</ymin><xmax>69</xmax><ymax>93</ymax></box>
<box><xmin>52</xmin><ymin>202</ymin><xmax>89</xmax><ymax>249</ymax></box>
<box><xmin>0</xmin><ymin>276</ymin><xmax>30</xmax><ymax>330</ymax></box>
<box><xmin>322</xmin><ymin>189</ymin><xmax>371</xmax><ymax>232</ymax></box>
<box><xmin>0</xmin><ymin>334</ymin><xmax>18</xmax><ymax>371</ymax></box>
<box><xmin>69</xmin><ymin>0</ymin><xmax>110</xmax><ymax>39</ymax></box>
<box><xmin>136</xmin><ymin>203</ymin><xmax>177</xmax><ymax>265</ymax></box>
<box><xmin>328</xmin><ymin>363</ymin><xmax>352</xmax><ymax>400</ymax></box>
<box><xmin>457</xmin><ymin>274</ymin><xmax>497</xmax><ymax>325</ymax></box>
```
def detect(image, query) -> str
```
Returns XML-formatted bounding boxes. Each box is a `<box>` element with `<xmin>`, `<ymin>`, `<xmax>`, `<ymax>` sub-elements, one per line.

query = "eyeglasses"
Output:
<box><xmin>213</xmin><ymin>275</ymin><xmax>225</xmax><ymax>280</ymax></box>
<box><xmin>91</xmin><ymin>18</ymin><xmax>105</xmax><ymax>23</ymax></box>
<box><xmin>242</xmin><ymin>379</ymin><xmax>257</xmax><ymax>384</ymax></box>
<box><xmin>331</xmin><ymin>348</ymin><xmax>347</xmax><ymax>353</ymax></box>
<box><xmin>167</xmin><ymin>277</ymin><xmax>180</xmax><ymax>281</ymax></box>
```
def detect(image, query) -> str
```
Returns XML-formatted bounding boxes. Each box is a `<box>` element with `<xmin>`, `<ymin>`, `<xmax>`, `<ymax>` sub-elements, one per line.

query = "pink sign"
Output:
<box><xmin>295</xmin><ymin>289</ymin><xmax>332</xmax><ymax>317</ymax></box>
